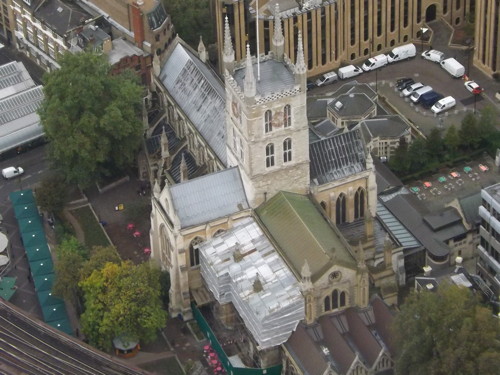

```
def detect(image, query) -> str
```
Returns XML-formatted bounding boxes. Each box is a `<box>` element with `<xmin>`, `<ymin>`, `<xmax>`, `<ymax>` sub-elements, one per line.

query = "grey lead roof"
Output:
<box><xmin>377</xmin><ymin>201</ymin><xmax>421</xmax><ymax>249</ymax></box>
<box><xmin>159</xmin><ymin>41</ymin><xmax>227</xmax><ymax>165</ymax></box>
<box><xmin>310</xmin><ymin>129</ymin><xmax>367</xmax><ymax>185</ymax></box>
<box><xmin>169</xmin><ymin>167</ymin><xmax>249</xmax><ymax>228</ymax></box>
<box><xmin>328</xmin><ymin>93</ymin><xmax>375</xmax><ymax>118</ymax></box>
<box><xmin>233</xmin><ymin>58</ymin><xmax>296</xmax><ymax>97</ymax></box>
<box><xmin>34</xmin><ymin>0</ymin><xmax>91</xmax><ymax>37</ymax></box>
<box><xmin>358</xmin><ymin>115</ymin><xmax>410</xmax><ymax>139</ymax></box>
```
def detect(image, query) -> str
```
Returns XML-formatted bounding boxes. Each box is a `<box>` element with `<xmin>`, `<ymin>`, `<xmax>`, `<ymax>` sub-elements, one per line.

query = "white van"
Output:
<box><xmin>338</xmin><ymin>65</ymin><xmax>363</xmax><ymax>79</ymax></box>
<box><xmin>402</xmin><ymin>82</ymin><xmax>424</xmax><ymax>97</ymax></box>
<box><xmin>440</xmin><ymin>58</ymin><xmax>465</xmax><ymax>78</ymax></box>
<box><xmin>315</xmin><ymin>71</ymin><xmax>339</xmax><ymax>86</ymax></box>
<box><xmin>421</xmin><ymin>49</ymin><xmax>445</xmax><ymax>63</ymax></box>
<box><xmin>431</xmin><ymin>96</ymin><xmax>456</xmax><ymax>114</ymax></box>
<box><xmin>2</xmin><ymin>166</ymin><xmax>24</xmax><ymax>179</ymax></box>
<box><xmin>362</xmin><ymin>54</ymin><xmax>388</xmax><ymax>71</ymax></box>
<box><xmin>387</xmin><ymin>43</ymin><xmax>417</xmax><ymax>63</ymax></box>
<box><xmin>410</xmin><ymin>85</ymin><xmax>433</xmax><ymax>103</ymax></box>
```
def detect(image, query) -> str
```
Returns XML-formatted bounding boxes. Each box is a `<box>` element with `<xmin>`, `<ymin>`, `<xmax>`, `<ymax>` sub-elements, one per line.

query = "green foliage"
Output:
<box><xmin>425</xmin><ymin>128</ymin><xmax>445</xmax><ymax>162</ymax></box>
<box><xmin>444</xmin><ymin>124</ymin><xmax>460</xmax><ymax>158</ymax></box>
<box><xmin>56</xmin><ymin>235</ymin><xmax>88</xmax><ymax>259</ymax></box>
<box><xmin>459</xmin><ymin>113</ymin><xmax>480</xmax><ymax>150</ymax></box>
<box><xmin>35</xmin><ymin>174</ymin><xmax>68</xmax><ymax>214</ymax></box>
<box><xmin>80</xmin><ymin>245</ymin><xmax>121</xmax><ymax>280</ymax></box>
<box><xmin>53</xmin><ymin>246</ymin><xmax>86</xmax><ymax>306</ymax></box>
<box><xmin>38</xmin><ymin>52</ymin><xmax>143</xmax><ymax>187</ymax></box>
<box><xmin>393</xmin><ymin>285</ymin><xmax>500</xmax><ymax>375</ymax></box>
<box><xmin>163</xmin><ymin>0</ymin><xmax>214</xmax><ymax>48</ymax></box>
<box><xmin>70</xmin><ymin>206</ymin><xmax>111</xmax><ymax>248</ymax></box>
<box><xmin>80</xmin><ymin>261</ymin><xmax>167</xmax><ymax>351</ymax></box>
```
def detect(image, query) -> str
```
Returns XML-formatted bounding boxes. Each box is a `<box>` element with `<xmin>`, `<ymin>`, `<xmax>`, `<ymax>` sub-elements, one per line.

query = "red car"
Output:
<box><xmin>464</xmin><ymin>80</ymin><xmax>484</xmax><ymax>95</ymax></box>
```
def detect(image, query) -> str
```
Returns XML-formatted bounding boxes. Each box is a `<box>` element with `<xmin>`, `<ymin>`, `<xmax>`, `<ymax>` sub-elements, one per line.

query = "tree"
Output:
<box><xmin>163</xmin><ymin>0</ymin><xmax>214</xmax><ymax>48</ymax></box>
<box><xmin>80</xmin><ymin>261</ymin><xmax>167</xmax><ymax>351</ymax></box>
<box><xmin>407</xmin><ymin>138</ymin><xmax>429</xmax><ymax>173</ymax></box>
<box><xmin>35</xmin><ymin>173</ymin><xmax>68</xmax><ymax>214</ymax></box>
<box><xmin>38</xmin><ymin>52</ymin><xmax>143</xmax><ymax>187</ymax></box>
<box><xmin>444</xmin><ymin>124</ymin><xmax>460</xmax><ymax>158</ymax></box>
<box><xmin>458</xmin><ymin>113</ymin><xmax>480</xmax><ymax>150</ymax></box>
<box><xmin>477</xmin><ymin>106</ymin><xmax>500</xmax><ymax>153</ymax></box>
<box><xmin>389</xmin><ymin>137</ymin><xmax>410</xmax><ymax>174</ymax></box>
<box><xmin>80</xmin><ymin>245</ymin><xmax>121</xmax><ymax>280</ymax></box>
<box><xmin>393</xmin><ymin>285</ymin><xmax>500</xmax><ymax>375</ymax></box>
<box><xmin>425</xmin><ymin>128</ymin><xmax>445</xmax><ymax>162</ymax></box>
<box><xmin>53</xmin><ymin>236</ymin><xmax>88</xmax><ymax>308</ymax></box>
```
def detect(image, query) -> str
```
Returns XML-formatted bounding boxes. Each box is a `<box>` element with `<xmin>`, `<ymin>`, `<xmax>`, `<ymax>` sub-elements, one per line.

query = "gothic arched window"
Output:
<box><xmin>284</xmin><ymin>104</ymin><xmax>291</xmax><ymax>127</ymax></box>
<box><xmin>266</xmin><ymin>143</ymin><xmax>275</xmax><ymax>168</ymax></box>
<box><xmin>189</xmin><ymin>237</ymin><xmax>204</xmax><ymax>267</ymax></box>
<box><xmin>354</xmin><ymin>187</ymin><xmax>365</xmax><ymax>219</ymax></box>
<box><xmin>324</xmin><ymin>295</ymin><xmax>331</xmax><ymax>311</ymax></box>
<box><xmin>283</xmin><ymin>138</ymin><xmax>292</xmax><ymax>163</ymax></box>
<box><xmin>265</xmin><ymin>110</ymin><xmax>273</xmax><ymax>133</ymax></box>
<box><xmin>336</xmin><ymin>193</ymin><xmax>347</xmax><ymax>224</ymax></box>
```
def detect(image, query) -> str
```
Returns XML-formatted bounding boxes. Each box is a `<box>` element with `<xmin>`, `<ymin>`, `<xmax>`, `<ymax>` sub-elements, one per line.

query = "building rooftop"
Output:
<box><xmin>34</xmin><ymin>0</ymin><xmax>91</xmax><ymax>37</ymax></box>
<box><xmin>328</xmin><ymin>93</ymin><xmax>375</xmax><ymax>118</ymax></box>
<box><xmin>233</xmin><ymin>57</ymin><xmax>296</xmax><ymax>98</ymax></box>
<box><xmin>458</xmin><ymin>192</ymin><xmax>482</xmax><ymax>226</ymax></box>
<box><xmin>358</xmin><ymin>115</ymin><xmax>410</xmax><ymax>139</ymax></box>
<box><xmin>108</xmin><ymin>38</ymin><xmax>145</xmax><ymax>65</ymax></box>
<box><xmin>310</xmin><ymin>129</ymin><xmax>367</xmax><ymax>186</ymax></box>
<box><xmin>169</xmin><ymin>167</ymin><xmax>249</xmax><ymax>228</ymax></box>
<box><xmin>484</xmin><ymin>182</ymin><xmax>500</xmax><ymax>203</ymax></box>
<box><xmin>199</xmin><ymin>217</ymin><xmax>305</xmax><ymax>350</ymax></box>
<box><xmin>159</xmin><ymin>39</ymin><xmax>227</xmax><ymax>165</ymax></box>
<box><xmin>332</xmin><ymin>81</ymin><xmax>378</xmax><ymax>101</ymax></box>
<box><xmin>256</xmin><ymin>191</ymin><xmax>356</xmax><ymax>282</ymax></box>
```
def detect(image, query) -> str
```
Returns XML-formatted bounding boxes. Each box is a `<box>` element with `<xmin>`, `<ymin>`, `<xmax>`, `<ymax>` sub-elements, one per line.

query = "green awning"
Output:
<box><xmin>22</xmin><ymin>231</ymin><xmax>46</xmax><ymax>248</ymax></box>
<box><xmin>33</xmin><ymin>273</ymin><xmax>55</xmax><ymax>292</ymax></box>
<box><xmin>29</xmin><ymin>258</ymin><xmax>54</xmax><ymax>277</ymax></box>
<box><xmin>18</xmin><ymin>217</ymin><xmax>43</xmax><ymax>234</ymax></box>
<box><xmin>9</xmin><ymin>189</ymin><xmax>35</xmax><ymax>206</ymax></box>
<box><xmin>0</xmin><ymin>276</ymin><xmax>17</xmax><ymax>301</ymax></box>
<box><xmin>46</xmin><ymin>318</ymin><xmax>73</xmax><ymax>336</ymax></box>
<box><xmin>37</xmin><ymin>289</ymin><xmax>64</xmax><ymax>307</ymax></box>
<box><xmin>14</xmin><ymin>203</ymin><xmax>39</xmax><ymax>220</ymax></box>
<box><xmin>42</xmin><ymin>302</ymin><xmax>68</xmax><ymax>322</ymax></box>
<box><xmin>25</xmin><ymin>243</ymin><xmax>52</xmax><ymax>262</ymax></box>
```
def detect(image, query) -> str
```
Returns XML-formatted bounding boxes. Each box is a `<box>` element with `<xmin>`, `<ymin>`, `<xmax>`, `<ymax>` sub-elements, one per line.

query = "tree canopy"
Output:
<box><xmin>80</xmin><ymin>261</ymin><xmax>167</xmax><ymax>351</ymax></box>
<box><xmin>38</xmin><ymin>52</ymin><xmax>144</xmax><ymax>187</ymax></box>
<box><xmin>35</xmin><ymin>173</ymin><xmax>68</xmax><ymax>214</ymax></box>
<box><xmin>393</xmin><ymin>285</ymin><xmax>500</xmax><ymax>375</ymax></box>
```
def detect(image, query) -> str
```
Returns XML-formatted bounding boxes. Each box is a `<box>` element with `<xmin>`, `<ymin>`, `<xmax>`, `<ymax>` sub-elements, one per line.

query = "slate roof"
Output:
<box><xmin>373</xmin><ymin>156</ymin><xmax>403</xmax><ymax>194</ymax></box>
<box><xmin>358</xmin><ymin>115</ymin><xmax>410</xmax><ymax>139</ymax></box>
<box><xmin>34</xmin><ymin>0</ymin><xmax>91</xmax><ymax>37</ymax></box>
<box><xmin>256</xmin><ymin>191</ymin><xmax>356</xmax><ymax>282</ymax></box>
<box><xmin>331</xmin><ymin>81</ymin><xmax>378</xmax><ymax>101</ymax></box>
<box><xmin>379</xmin><ymin>189</ymin><xmax>450</xmax><ymax>257</ymax></box>
<box><xmin>310</xmin><ymin>129</ymin><xmax>367</xmax><ymax>185</ymax></box>
<box><xmin>328</xmin><ymin>93</ymin><xmax>375</xmax><ymax>118</ymax></box>
<box><xmin>307</xmin><ymin>98</ymin><xmax>331</xmax><ymax>120</ymax></box>
<box><xmin>458</xmin><ymin>192</ymin><xmax>482</xmax><ymax>226</ymax></box>
<box><xmin>169</xmin><ymin>167</ymin><xmax>248</xmax><ymax>228</ymax></box>
<box><xmin>233</xmin><ymin>58</ymin><xmax>296</xmax><ymax>97</ymax></box>
<box><xmin>159</xmin><ymin>40</ymin><xmax>227</xmax><ymax>165</ymax></box>
<box><xmin>285</xmin><ymin>296</ymin><xmax>394</xmax><ymax>375</ymax></box>
<box><xmin>311</xmin><ymin>118</ymin><xmax>342</xmax><ymax>139</ymax></box>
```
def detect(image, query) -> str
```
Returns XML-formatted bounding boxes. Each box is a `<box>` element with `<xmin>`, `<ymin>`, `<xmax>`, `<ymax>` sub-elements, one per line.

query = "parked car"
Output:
<box><xmin>410</xmin><ymin>86</ymin><xmax>433</xmax><ymax>103</ymax></box>
<box><xmin>306</xmin><ymin>80</ymin><xmax>316</xmax><ymax>91</ymax></box>
<box><xmin>421</xmin><ymin>49</ymin><xmax>445</xmax><ymax>63</ymax></box>
<box><xmin>396</xmin><ymin>78</ymin><xmax>415</xmax><ymax>91</ymax></box>
<box><xmin>431</xmin><ymin>96</ymin><xmax>456</xmax><ymax>114</ymax></box>
<box><xmin>315</xmin><ymin>71</ymin><xmax>339</xmax><ymax>87</ymax></box>
<box><xmin>402</xmin><ymin>82</ymin><xmax>424</xmax><ymax>97</ymax></box>
<box><xmin>464</xmin><ymin>80</ymin><xmax>484</xmax><ymax>94</ymax></box>
<box><xmin>420</xmin><ymin>91</ymin><xmax>443</xmax><ymax>109</ymax></box>
<box><xmin>2</xmin><ymin>166</ymin><xmax>24</xmax><ymax>179</ymax></box>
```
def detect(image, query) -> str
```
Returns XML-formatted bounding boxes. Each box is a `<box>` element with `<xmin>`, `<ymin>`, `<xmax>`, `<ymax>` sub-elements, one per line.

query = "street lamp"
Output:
<box><xmin>420</xmin><ymin>27</ymin><xmax>429</xmax><ymax>54</ymax></box>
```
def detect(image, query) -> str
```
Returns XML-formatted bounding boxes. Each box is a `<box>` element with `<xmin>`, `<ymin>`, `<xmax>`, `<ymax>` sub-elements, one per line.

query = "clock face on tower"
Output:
<box><xmin>231</xmin><ymin>99</ymin><xmax>240</xmax><ymax>119</ymax></box>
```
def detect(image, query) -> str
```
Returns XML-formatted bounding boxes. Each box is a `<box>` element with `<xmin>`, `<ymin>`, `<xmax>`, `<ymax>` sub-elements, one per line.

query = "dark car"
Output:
<box><xmin>397</xmin><ymin>78</ymin><xmax>415</xmax><ymax>91</ymax></box>
<box><xmin>306</xmin><ymin>80</ymin><xmax>316</xmax><ymax>91</ymax></box>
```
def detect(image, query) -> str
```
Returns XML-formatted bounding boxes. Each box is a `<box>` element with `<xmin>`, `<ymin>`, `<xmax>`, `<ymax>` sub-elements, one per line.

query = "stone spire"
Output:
<box><xmin>223</xmin><ymin>16</ymin><xmax>235</xmax><ymax>74</ymax></box>
<box><xmin>180</xmin><ymin>153</ymin><xmax>188</xmax><ymax>182</ymax></box>
<box><xmin>244</xmin><ymin>44</ymin><xmax>256</xmax><ymax>99</ymax></box>
<box><xmin>295</xmin><ymin>30</ymin><xmax>307</xmax><ymax>75</ymax></box>
<box><xmin>271</xmin><ymin>4</ymin><xmax>284</xmax><ymax>60</ymax></box>
<box><xmin>300</xmin><ymin>259</ymin><xmax>313</xmax><ymax>291</ymax></box>
<box><xmin>198</xmin><ymin>35</ymin><xmax>207</xmax><ymax>63</ymax></box>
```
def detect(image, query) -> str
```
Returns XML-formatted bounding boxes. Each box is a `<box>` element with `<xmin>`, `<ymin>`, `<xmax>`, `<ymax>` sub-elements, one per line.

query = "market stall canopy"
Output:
<box><xmin>18</xmin><ymin>217</ymin><xmax>43</xmax><ymax>234</ymax></box>
<box><xmin>9</xmin><ymin>189</ymin><xmax>35</xmax><ymax>206</ymax></box>
<box><xmin>22</xmin><ymin>230</ymin><xmax>46</xmax><ymax>248</ymax></box>
<box><xmin>29</xmin><ymin>258</ymin><xmax>54</xmax><ymax>277</ymax></box>
<box><xmin>42</xmin><ymin>302</ymin><xmax>68</xmax><ymax>323</ymax></box>
<box><xmin>0</xmin><ymin>231</ymin><xmax>7</xmax><ymax>253</ymax></box>
<box><xmin>33</xmin><ymin>273</ymin><xmax>55</xmax><ymax>292</ymax></box>
<box><xmin>0</xmin><ymin>254</ymin><xmax>9</xmax><ymax>266</ymax></box>
<box><xmin>25</xmin><ymin>243</ymin><xmax>51</xmax><ymax>262</ymax></box>
<box><xmin>0</xmin><ymin>276</ymin><xmax>17</xmax><ymax>300</ymax></box>
<box><xmin>14</xmin><ymin>203</ymin><xmax>39</xmax><ymax>220</ymax></box>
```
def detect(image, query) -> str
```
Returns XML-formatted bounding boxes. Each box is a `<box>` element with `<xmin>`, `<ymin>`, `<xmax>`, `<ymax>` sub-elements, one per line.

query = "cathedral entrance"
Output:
<box><xmin>425</xmin><ymin>4</ymin><xmax>437</xmax><ymax>22</ymax></box>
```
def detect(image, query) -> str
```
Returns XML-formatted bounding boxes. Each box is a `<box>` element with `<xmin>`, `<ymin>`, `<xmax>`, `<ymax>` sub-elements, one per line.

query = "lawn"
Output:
<box><xmin>70</xmin><ymin>205</ymin><xmax>111</xmax><ymax>248</ymax></box>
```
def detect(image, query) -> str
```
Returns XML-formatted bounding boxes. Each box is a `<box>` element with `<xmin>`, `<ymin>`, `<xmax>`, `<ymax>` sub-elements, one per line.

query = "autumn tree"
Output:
<box><xmin>35</xmin><ymin>173</ymin><xmax>68</xmax><ymax>214</ymax></box>
<box><xmin>393</xmin><ymin>285</ymin><xmax>500</xmax><ymax>375</ymax></box>
<box><xmin>80</xmin><ymin>261</ymin><xmax>167</xmax><ymax>351</ymax></box>
<box><xmin>80</xmin><ymin>245</ymin><xmax>121</xmax><ymax>280</ymax></box>
<box><xmin>38</xmin><ymin>52</ymin><xmax>143</xmax><ymax>187</ymax></box>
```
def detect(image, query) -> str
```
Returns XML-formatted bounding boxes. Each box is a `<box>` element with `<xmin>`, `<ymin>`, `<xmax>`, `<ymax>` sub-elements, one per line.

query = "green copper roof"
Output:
<box><xmin>256</xmin><ymin>192</ymin><xmax>356</xmax><ymax>282</ymax></box>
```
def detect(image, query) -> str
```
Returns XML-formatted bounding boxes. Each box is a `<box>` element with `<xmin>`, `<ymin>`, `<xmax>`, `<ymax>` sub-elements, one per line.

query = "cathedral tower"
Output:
<box><xmin>224</xmin><ymin>18</ymin><xmax>310</xmax><ymax>207</ymax></box>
